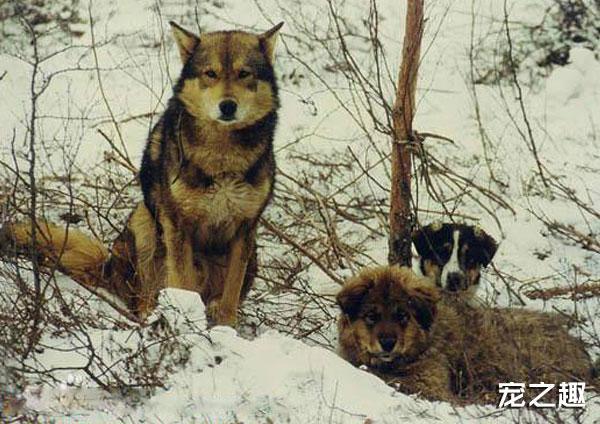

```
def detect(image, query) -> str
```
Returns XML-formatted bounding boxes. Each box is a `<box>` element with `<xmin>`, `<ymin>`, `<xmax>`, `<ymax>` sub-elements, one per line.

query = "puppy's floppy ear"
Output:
<box><xmin>472</xmin><ymin>227</ymin><xmax>498</xmax><ymax>267</ymax></box>
<box><xmin>408</xmin><ymin>285</ymin><xmax>440</xmax><ymax>331</ymax></box>
<box><xmin>259</xmin><ymin>22</ymin><xmax>284</xmax><ymax>63</ymax></box>
<box><xmin>412</xmin><ymin>227</ymin><xmax>432</xmax><ymax>257</ymax></box>
<box><xmin>170</xmin><ymin>21</ymin><xmax>200</xmax><ymax>63</ymax></box>
<box><xmin>336</xmin><ymin>277</ymin><xmax>372</xmax><ymax>319</ymax></box>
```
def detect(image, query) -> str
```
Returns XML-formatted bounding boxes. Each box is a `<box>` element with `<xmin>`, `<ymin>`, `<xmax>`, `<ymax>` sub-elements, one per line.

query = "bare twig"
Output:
<box><xmin>503</xmin><ymin>0</ymin><xmax>549</xmax><ymax>188</ymax></box>
<box><xmin>88</xmin><ymin>1</ymin><xmax>135</xmax><ymax>173</ymax></box>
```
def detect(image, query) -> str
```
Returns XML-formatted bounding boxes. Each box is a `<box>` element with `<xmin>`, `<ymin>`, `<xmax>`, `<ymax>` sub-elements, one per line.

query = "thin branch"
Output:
<box><xmin>503</xmin><ymin>0</ymin><xmax>548</xmax><ymax>188</ymax></box>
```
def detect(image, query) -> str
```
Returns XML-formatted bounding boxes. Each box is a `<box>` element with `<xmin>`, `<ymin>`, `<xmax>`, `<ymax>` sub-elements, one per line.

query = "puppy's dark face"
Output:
<box><xmin>336</xmin><ymin>267</ymin><xmax>439</xmax><ymax>370</ymax></box>
<box><xmin>412</xmin><ymin>223</ymin><xmax>497</xmax><ymax>295</ymax></box>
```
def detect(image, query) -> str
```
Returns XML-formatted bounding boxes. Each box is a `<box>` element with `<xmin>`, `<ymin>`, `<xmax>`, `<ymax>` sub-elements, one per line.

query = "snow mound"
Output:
<box><xmin>17</xmin><ymin>288</ymin><xmax>513</xmax><ymax>423</ymax></box>
<box><xmin>129</xmin><ymin>290</ymin><xmax>425</xmax><ymax>423</ymax></box>
<box><xmin>151</xmin><ymin>287</ymin><xmax>208</xmax><ymax>331</ymax></box>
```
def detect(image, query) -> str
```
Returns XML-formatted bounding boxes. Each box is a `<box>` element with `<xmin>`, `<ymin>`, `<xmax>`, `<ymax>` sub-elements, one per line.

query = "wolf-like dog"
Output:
<box><xmin>0</xmin><ymin>21</ymin><xmax>283</xmax><ymax>327</ymax></box>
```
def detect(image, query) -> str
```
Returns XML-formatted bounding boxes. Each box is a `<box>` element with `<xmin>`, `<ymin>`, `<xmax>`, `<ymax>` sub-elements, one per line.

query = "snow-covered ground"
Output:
<box><xmin>10</xmin><ymin>288</ymin><xmax>594</xmax><ymax>423</ymax></box>
<box><xmin>1</xmin><ymin>0</ymin><xmax>599</xmax><ymax>422</ymax></box>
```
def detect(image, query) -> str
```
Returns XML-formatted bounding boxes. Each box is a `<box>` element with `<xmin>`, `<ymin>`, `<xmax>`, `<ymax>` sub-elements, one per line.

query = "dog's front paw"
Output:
<box><xmin>206</xmin><ymin>300</ymin><xmax>238</xmax><ymax>328</ymax></box>
<box><xmin>206</xmin><ymin>299</ymin><xmax>220</xmax><ymax>324</ymax></box>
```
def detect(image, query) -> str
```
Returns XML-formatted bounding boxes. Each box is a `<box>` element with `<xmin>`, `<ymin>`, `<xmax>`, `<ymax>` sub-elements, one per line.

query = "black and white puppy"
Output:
<box><xmin>412</xmin><ymin>222</ymin><xmax>498</xmax><ymax>296</ymax></box>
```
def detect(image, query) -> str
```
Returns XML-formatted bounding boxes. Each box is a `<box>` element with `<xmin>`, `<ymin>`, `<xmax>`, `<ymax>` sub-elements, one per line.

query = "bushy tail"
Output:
<box><xmin>0</xmin><ymin>220</ymin><xmax>109</xmax><ymax>287</ymax></box>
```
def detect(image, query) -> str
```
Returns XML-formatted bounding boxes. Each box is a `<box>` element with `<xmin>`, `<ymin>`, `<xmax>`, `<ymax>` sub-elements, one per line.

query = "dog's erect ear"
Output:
<box><xmin>259</xmin><ymin>22</ymin><xmax>284</xmax><ymax>64</ymax></box>
<box><xmin>336</xmin><ymin>277</ymin><xmax>372</xmax><ymax>319</ymax></box>
<box><xmin>472</xmin><ymin>227</ymin><xmax>498</xmax><ymax>267</ymax></box>
<box><xmin>408</xmin><ymin>285</ymin><xmax>439</xmax><ymax>331</ymax></box>
<box><xmin>170</xmin><ymin>21</ymin><xmax>200</xmax><ymax>63</ymax></box>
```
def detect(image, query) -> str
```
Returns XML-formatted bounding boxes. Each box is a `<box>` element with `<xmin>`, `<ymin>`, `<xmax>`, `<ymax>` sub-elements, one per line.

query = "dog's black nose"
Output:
<box><xmin>378</xmin><ymin>335</ymin><xmax>397</xmax><ymax>352</ymax></box>
<box><xmin>219</xmin><ymin>100</ymin><xmax>237</xmax><ymax>119</ymax></box>
<box><xmin>446</xmin><ymin>272</ymin><xmax>464</xmax><ymax>291</ymax></box>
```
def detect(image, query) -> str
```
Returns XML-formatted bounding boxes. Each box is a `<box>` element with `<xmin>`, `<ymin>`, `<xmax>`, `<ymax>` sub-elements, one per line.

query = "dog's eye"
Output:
<box><xmin>238</xmin><ymin>70</ymin><xmax>251</xmax><ymax>79</ymax></box>
<box><xmin>364</xmin><ymin>312</ymin><xmax>380</xmax><ymax>325</ymax></box>
<box><xmin>394</xmin><ymin>310</ymin><xmax>409</xmax><ymax>324</ymax></box>
<box><xmin>204</xmin><ymin>70</ymin><xmax>218</xmax><ymax>79</ymax></box>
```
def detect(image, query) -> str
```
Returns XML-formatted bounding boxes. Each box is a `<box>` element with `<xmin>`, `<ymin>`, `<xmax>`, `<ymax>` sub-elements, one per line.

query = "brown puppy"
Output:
<box><xmin>336</xmin><ymin>265</ymin><xmax>463</xmax><ymax>402</ymax></box>
<box><xmin>337</xmin><ymin>266</ymin><xmax>594</xmax><ymax>405</ymax></box>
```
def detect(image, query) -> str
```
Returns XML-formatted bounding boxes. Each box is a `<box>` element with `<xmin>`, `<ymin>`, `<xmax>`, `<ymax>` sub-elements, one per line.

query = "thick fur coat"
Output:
<box><xmin>0</xmin><ymin>21</ymin><xmax>284</xmax><ymax>327</ymax></box>
<box><xmin>336</xmin><ymin>265</ymin><xmax>594</xmax><ymax>405</ymax></box>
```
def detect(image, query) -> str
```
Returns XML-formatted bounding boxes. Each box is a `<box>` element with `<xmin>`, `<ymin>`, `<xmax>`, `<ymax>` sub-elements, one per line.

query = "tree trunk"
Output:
<box><xmin>388</xmin><ymin>0</ymin><xmax>424</xmax><ymax>267</ymax></box>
